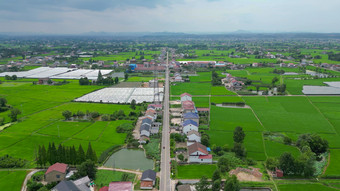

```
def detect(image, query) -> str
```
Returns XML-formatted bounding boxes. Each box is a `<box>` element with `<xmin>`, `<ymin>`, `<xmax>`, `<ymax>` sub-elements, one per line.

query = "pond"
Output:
<box><xmin>104</xmin><ymin>149</ymin><xmax>154</xmax><ymax>171</ymax></box>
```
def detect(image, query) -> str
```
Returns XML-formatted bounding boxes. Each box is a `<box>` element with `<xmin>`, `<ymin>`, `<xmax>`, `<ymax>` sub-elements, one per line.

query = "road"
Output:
<box><xmin>160</xmin><ymin>51</ymin><xmax>171</xmax><ymax>191</ymax></box>
<box><xmin>21</xmin><ymin>169</ymin><xmax>43</xmax><ymax>191</ymax></box>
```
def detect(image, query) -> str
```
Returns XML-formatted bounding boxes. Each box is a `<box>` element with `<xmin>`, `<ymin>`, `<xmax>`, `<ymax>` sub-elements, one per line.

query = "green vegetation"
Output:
<box><xmin>0</xmin><ymin>171</ymin><xmax>27</xmax><ymax>191</ymax></box>
<box><xmin>177</xmin><ymin>164</ymin><xmax>217</xmax><ymax>179</ymax></box>
<box><xmin>94</xmin><ymin>170</ymin><xmax>136</xmax><ymax>188</ymax></box>
<box><xmin>171</xmin><ymin>82</ymin><xmax>211</xmax><ymax>95</ymax></box>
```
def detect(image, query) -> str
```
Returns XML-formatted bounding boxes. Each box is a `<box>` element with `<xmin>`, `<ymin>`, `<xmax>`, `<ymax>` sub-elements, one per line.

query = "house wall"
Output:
<box><xmin>181</xmin><ymin>96</ymin><xmax>192</xmax><ymax>102</ymax></box>
<box><xmin>45</xmin><ymin>171</ymin><xmax>66</xmax><ymax>184</ymax></box>
<box><xmin>188</xmin><ymin>156</ymin><xmax>212</xmax><ymax>163</ymax></box>
<box><xmin>183</xmin><ymin>125</ymin><xmax>198</xmax><ymax>134</ymax></box>
<box><xmin>183</xmin><ymin>108</ymin><xmax>196</xmax><ymax>114</ymax></box>
<box><xmin>187</xmin><ymin>134</ymin><xmax>201</xmax><ymax>142</ymax></box>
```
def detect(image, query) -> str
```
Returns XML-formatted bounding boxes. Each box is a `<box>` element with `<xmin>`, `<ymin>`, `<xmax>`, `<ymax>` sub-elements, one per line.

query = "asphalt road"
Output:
<box><xmin>160</xmin><ymin>52</ymin><xmax>171</xmax><ymax>191</ymax></box>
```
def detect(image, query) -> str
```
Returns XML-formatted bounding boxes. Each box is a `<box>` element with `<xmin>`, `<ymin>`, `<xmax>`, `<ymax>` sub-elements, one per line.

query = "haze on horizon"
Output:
<box><xmin>0</xmin><ymin>0</ymin><xmax>339</xmax><ymax>34</ymax></box>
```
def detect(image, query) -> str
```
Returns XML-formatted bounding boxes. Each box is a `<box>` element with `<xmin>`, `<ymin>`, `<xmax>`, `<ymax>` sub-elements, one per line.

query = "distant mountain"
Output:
<box><xmin>79</xmin><ymin>31</ymin><xmax>191</xmax><ymax>37</ymax></box>
<box><xmin>230</xmin><ymin>30</ymin><xmax>253</xmax><ymax>34</ymax></box>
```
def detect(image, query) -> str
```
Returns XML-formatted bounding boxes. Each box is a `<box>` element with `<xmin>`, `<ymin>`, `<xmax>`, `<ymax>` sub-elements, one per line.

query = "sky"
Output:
<box><xmin>0</xmin><ymin>0</ymin><xmax>339</xmax><ymax>34</ymax></box>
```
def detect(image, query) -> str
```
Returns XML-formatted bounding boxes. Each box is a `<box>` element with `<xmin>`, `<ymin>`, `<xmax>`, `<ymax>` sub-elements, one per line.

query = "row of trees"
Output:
<box><xmin>4</xmin><ymin>75</ymin><xmax>17</xmax><ymax>80</ymax></box>
<box><xmin>212</xmin><ymin>71</ymin><xmax>222</xmax><ymax>86</ymax></box>
<box><xmin>36</xmin><ymin>142</ymin><xmax>97</xmax><ymax>166</ymax></box>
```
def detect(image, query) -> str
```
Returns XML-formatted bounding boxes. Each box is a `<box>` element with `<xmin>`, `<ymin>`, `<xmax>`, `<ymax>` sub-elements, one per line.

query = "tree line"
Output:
<box><xmin>36</xmin><ymin>142</ymin><xmax>97</xmax><ymax>166</ymax></box>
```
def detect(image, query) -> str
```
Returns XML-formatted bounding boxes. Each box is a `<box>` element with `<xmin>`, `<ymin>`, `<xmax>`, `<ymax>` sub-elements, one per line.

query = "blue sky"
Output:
<box><xmin>0</xmin><ymin>0</ymin><xmax>339</xmax><ymax>34</ymax></box>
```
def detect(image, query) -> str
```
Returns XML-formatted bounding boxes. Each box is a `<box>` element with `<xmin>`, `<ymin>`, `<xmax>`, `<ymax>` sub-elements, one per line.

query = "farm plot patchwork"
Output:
<box><xmin>243</xmin><ymin>96</ymin><xmax>335</xmax><ymax>133</ymax></box>
<box><xmin>210</xmin><ymin>96</ymin><xmax>244</xmax><ymax>104</ymax></box>
<box><xmin>278</xmin><ymin>183</ymin><xmax>338</xmax><ymax>191</ymax></box>
<box><xmin>192</xmin><ymin>97</ymin><xmax>210</xmax><ymax>108</ymax></box>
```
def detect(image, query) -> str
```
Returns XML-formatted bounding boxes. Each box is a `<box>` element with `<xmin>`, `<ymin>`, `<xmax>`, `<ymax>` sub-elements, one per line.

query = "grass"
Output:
<box><xmin>127</xmin><ymin>77</ymin><xmax>155</xmax><ymax>82</ymax></box>
<box><xmin>189</xmin><ymin>72</ymin><xmax>211</xmax><ymax>82</ymax></box>
<box><xmin>209</xmin><ymin>105</ymin><xmax>263</xmax><ymax>132</ymax></box>
<box><xmin>278</xmin><ymin>183</ymin><xmax>338</xmax><ymax>191</ymax></box>
<box><xmin>94</xmin><ymin>170</ymin><xmax>136</xmax><ymax>188</ymax></box>
<box><xmin>211</xmin><ymin>86</ymin><xmax>237</xmax><ymax>95</ymax></box>
<box><xmin>243</xmin><ymin>96</ymin><xmax>335</xmax><ymax>133</ymax></box>
<box><xmin>177</xmin><ymin>164</ymin><xmax>217</xmax><ymax>179</ymax></box>
<box><xmin>324</xmin><ymin>149</ymin><xmax>340</xmax><ymax>177</ymax></box>
<box><xmin>210</xmin><ymin>96</ymin><xmax>244</xmax><ymax>104</ymax></box>
<box><xmin>0</xmin><ymin>170</ymin><xmax>28</xmax><ymax>191</ymax></box>
<box><xmin>192</xmin><ymin>97</ymin><xmax>210</xmax><ymax>107</ymax></box>
<box><xmin>171</xmin><ymin>82</ymin><xmax>211</xmax><ymax>95</ymax></box>
<box><xmin>264</xmin><ymin>140</ymin><xmax>300</xmax><ymax>158</ymax></box>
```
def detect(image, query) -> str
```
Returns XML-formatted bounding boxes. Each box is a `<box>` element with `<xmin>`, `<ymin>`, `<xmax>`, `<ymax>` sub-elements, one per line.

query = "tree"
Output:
<box><xmin>265</xmin><ymin>157</ymin><xmax>279</xmax><ymax>171</ymax></box>
<box><xmin>77</xmin><ymin>145</ymin><xmax>86</xmax><ymax>164</ymax></box>
<box><xmin>0</xmin><ymin>117</ymin><xmax>4</xmax><ymax>126</ymax></box>
<box><xmin>217</xmin><ymin>157</ymin><xmax>230</xmax><ymax>173</ymax></box>
<box><xmin>178</xmin><ymin>154</ymin><xmax>184</xmax><ymax>161</ymax></box>
<box><xmin>86</xmin><ymin>142</ymin><xmax>97</xmax><ymax>162</ymax></box>
<box><xmin>97</xmin><ymin>70</ymin><xmax>103</xmax><ymax>84</ymax></box>
<box><xmin>279</xmin><ymin>152</ymin><xmax>296</xmax><ymax>174</ymax></box>
<box><xmin>8</xmin><ymin>108</ymin><xmax>21</xmax><ymax>122</ymax></box>
<box><xmin>212</xmin><ymin>180</ymin><xmax>221</xmax><ymax>191</ymax></box>
<box><xmin>201</xmin><ymin>134</ymin><xmax>210</xmax><ymax>147</ymax></box>
<box><xmin>62</xmin><ymin>110</ymin><xmax>72</xmax><ymax>120</ymax></box>
<box><xmin>224</xmin><ymin>175</ymin><xmax>240</xmax><ymax>191</ymax></box>
<box><xmin>272</xmin><ymin>77</ymin><xmax>279</xmax><ymax>85</ymax></box>
<box><xmin>75</xmin><ymin>159</ymin><xmax>97</xmax><ymax>179</ymax></box>
<box><xmin>130</xmin><ymin>99</ymin><xmax>136</xmax><ymax>110</ymax></box>
<box><xmin>114</xmin><ymin>77</ymin><xmax>119</xmax><ymax>84</ymax></box>
<box><xmin>296</xmin><ymin>134</ymin><xmax>328</xmax><ymax>156</ymax></box>
<box><xmin>0</xmin><ymin>97</ymin><xmax>7</xmax><ymax>107</ymax></box>
<box><xmin>124</xmin><ymin>73</ymin><xmax>128</xmax><ymax>80</ymax></box>
<box><xmin>212</xmin><ymin>169</ymin><xmax>221</xmax><ymax>182</ymax></box>
<box><xmin>233</xmin><ymin>126</ymin><xmax>245</xmax><ymax>143</ymax></box>
<box><xmin>11</xmin><ymin>75</ymin><xmax>17</xmax><ymax>80</ymax></box>
<box><xmin>195</xmin><ymin>176</ymin><xmax>210</xmax><ymax>191</ymax></box>
<box><xmin>233</xmin><ymin>143</ymin><xmax>246</xmax><ymax>158</ymax></box>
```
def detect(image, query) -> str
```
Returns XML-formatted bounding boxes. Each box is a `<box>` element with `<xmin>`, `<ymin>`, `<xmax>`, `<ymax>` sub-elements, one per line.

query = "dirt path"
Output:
<box><xmin>21</xmin><ymin>169</ymin><xmax>44</xmax><ymax>191</ymax></box>
<box><xmin>97</xmin><ymin>167</ymin><xmax>143</xmax><ymax>175</ymax></box>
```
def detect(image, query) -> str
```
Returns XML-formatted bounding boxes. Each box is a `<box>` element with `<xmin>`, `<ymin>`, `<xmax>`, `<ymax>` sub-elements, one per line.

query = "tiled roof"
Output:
<box><xmin>188</xmin><ymin>142</ymin><xmax>208</xmax><ymax>155</ymax></box>
<box><xmin>183</xmin><ymin>112</ymin><xmax>199</xmax><ymax>119</ymax></box>
<box><xmin>199</xmin><ymin>154</ymin><xmax>212</xmax><ymax>159</ymax></box>
<box><xmin>183</xmin><ymin>119</ymin><xmax>198</xmax><ymax>127</ymax></box>
<box><xmin>141</xmin><ymin>169</ymin><xmax>156</xmax><ymax>181</ymax></box>
<box><xmin>197</xmin><ymin>108</ymin><xmax>209</xmax><ymax>111</ymax></box>
<box><xmin>109</xmin><ymin>182</ymin><xmax>133</xmax><ymax>191</ymax></box>
<box><xmin>46</xmin><ymin>163</ymin><xmax>68</xmax><ymax>174</ymax></box>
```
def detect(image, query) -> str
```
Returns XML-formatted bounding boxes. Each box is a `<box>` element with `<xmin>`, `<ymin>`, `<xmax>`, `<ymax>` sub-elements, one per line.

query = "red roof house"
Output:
<box><xmin>45</xmin><ymin>163</ymin><xmax>68</xmax><ymax>183</ymax></box>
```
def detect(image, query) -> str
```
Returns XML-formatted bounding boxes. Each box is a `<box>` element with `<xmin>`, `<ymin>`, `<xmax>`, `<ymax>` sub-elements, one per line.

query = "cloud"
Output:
<box><xmin>0</xmin><ymin>0</ymin><xmax>339</xmax><ymax>33</ymax></box>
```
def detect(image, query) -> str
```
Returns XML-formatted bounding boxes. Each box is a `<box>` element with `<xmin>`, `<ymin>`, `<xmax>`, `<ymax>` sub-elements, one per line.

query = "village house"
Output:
<box><xmin>187</xmin><ymin>130</ymin><xmax>201</xmax><ymax>146</ymax></box>
<box><xmin>45</xmin><ymin>163</ymin><xmax>69</xmax><ymax>184</ymax></box>
<box><xmin>187</xmin><ymin>142</ymin><xmax>212</xmax><ymax>163</ymax></box>
<box><xmin>180</xmin><ymin>93</ymin><xmax>192</xmax><ymax>103</ymax></box>
<box><xmin>140</xmin><ymin>124</ymin><xmax>151</xmax><ymax>137</ymax></box>
<box><xmin>182</xmin><ymin>100</ymin><xmax>196</xmax><ymax>113</ymax></box>
<box><xmin>182</xmin><ymin>119</ymin><xmax>199</xmax><ymax>135</ymax></box>
<box><xmin>183</xmin><ymin>112</ymin><xmax>199</xmax><ymax>125</ymax></box>
<box><xmin>140</xmin><ymin>169</ymin><xmax>156</xmax><ymax>189</ymax></box>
